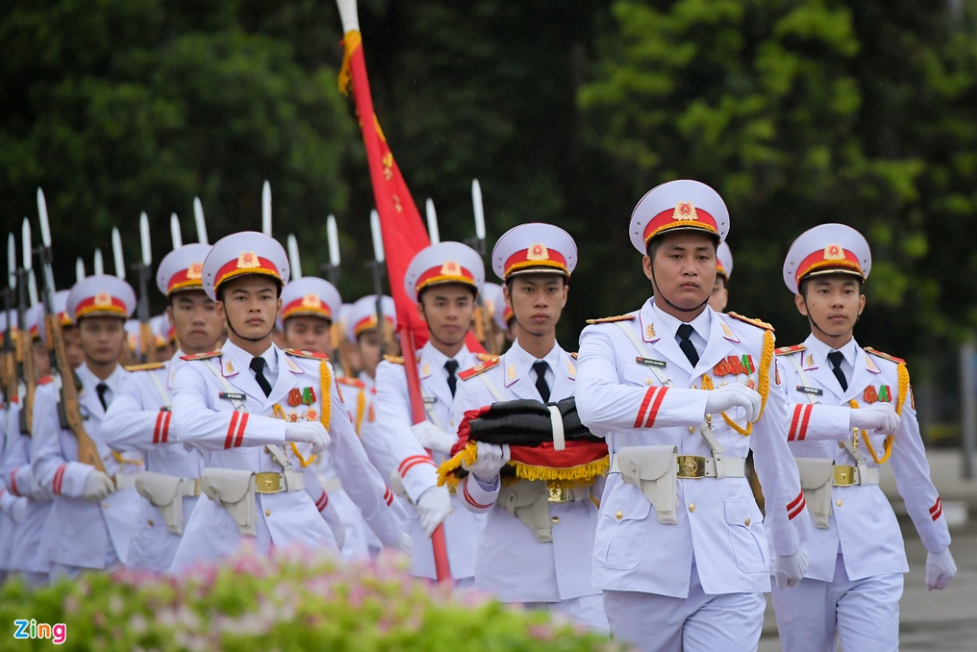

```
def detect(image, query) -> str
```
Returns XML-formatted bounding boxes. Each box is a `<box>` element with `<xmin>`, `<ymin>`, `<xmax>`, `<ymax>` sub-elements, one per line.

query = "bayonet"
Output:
<box><xmin>93</xmin><ymin>248</ymin><xmax>104</xmax><ymax>275</ymax></box>
<box><xmin>75</xmin><ymin>258</ymin><xmax>86</xmax><ymax>283</ymax></box>
<box><xmin>170</xmin><ymin>213</ymin><xmax>183</xmax><ymax>249</ymax></box>
<box><xmin>112</xmin><ymin>227</ymin><xmax>126</xmax><ymax>280</ymax></box>
<box><xmin>136</xmin><ymin>212</ymin><xmax>155</xmax><ymax>363</ymax></box>
<box><xmin>323</xmin><ymin>214</ymin><xmax>341</xmax><ymax>285</ymax></box>
<box><xmin>193</xmin><ymin>197</ymin><xmax>209</xmax><ymax>244</ymax></box>
<box><xmin>425</xmin><ymin>198</ymin><xmax>440</xmax><ymax>245</ymax></box>
<box><xmin>262</xmin><ymin>180</ymin><xmax>272</xmax><ymax>237</ymax></box>
<box><xmin>287</xmin><ymin>234</ymin><xmax>302</xmax><ymax>280</ymax></box>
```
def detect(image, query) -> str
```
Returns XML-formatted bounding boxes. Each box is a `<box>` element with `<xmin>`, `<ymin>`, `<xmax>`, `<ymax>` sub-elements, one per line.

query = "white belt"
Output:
<box><xmin>610</xmin><ymin>453</ymin><xmax>746</xmax><ymax>479</ymax></box>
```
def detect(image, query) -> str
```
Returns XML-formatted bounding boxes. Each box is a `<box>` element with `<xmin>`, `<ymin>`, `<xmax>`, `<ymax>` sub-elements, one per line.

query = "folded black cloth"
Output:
<box><xmin>465</xmin><ymin>397</ymin><xmax>601</xmax><ymax>446</ymax></box>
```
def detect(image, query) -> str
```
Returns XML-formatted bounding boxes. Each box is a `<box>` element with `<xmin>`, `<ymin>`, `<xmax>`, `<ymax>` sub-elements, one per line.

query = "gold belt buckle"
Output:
<box><xmin>254</xmin><ymin>472</ymin><xmax>282</xmax><ymax>494</ymax></box>
<box><xmin>548</xmin><ymin>485</ymin><xmax>571</xmax><ymax>503</ymax></box>
<box><xmin>190</xmin><ymin>478</ymin><xmax>201</xmax><ymax>497</ymax></box>
<box><xmin>676</xmin><ymin>455</ymin><xmax>706</xmax><ymax>479</ymax></box>
<box><xmin>833</xmin><ymin>465</ymin><xmax>855</xmax><ymax>487</ymax></box>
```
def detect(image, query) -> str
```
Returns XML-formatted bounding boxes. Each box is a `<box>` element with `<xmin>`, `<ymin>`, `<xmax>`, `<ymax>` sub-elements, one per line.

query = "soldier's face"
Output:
<box><xmin>357</xmin><ymin>330</ymin><xmax>382</xmax><ymax>378</ymax></box>
<box><xmin>795</xmin><ymin>275</ymin><xmax>865</xmax><ymax>335</ymax></box>
<box><xmin>62</xmin><ymin>326</ymin><xmax>84</xmax><ymax>368</ymax></box>
<box><xmin>418</xmin><ymin>284</ymin><xmax>476</xmax><ymax>348</ymax></box>
<box><xmin>78</xmin><ymin>317</ymin><xmax>126</xmax><ymax>365</ymax></box>
<box><xmin>504</xmin><ymin>274</ymin><xmax>568</xmax><ymax>337</ymax></box>
<box><xmin>285</xmin><ymin>316</ymin><xmax>333</xmax><ymax>358</ymax></box>
<box><xmin>709</xmin><ymin>276</ymin><xmax>728</xmax><ymax>312</ymax></box>
<box><xmin>168</xmin><ymin>290</ymin><xmax>222</xmax><ymax>354</ymax></box>
<box><xmin>643</xmin><ymin>232</ymin><xmax>717</xmax><ymax>310</ymax></box>
<box><xmin>32</xmin><ymin>338</ymin><xmax>51</xmax><ymax>378</ymax></box>
<box><xmin>217</xmin><ymin>276</ymin><xmax>282</xmax><ymax>343</ymax></box>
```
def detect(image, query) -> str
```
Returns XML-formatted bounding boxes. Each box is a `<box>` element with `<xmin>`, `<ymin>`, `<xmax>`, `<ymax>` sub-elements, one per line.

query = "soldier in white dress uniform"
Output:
<box><xmin>709</xmin><ymin>241</ymin><xmax>733</xmax><ymax>312</ymax></box>
<box><xmin>32</xmin><ymin>275</ymin><xmax>145</xmax><ymax>579</ymax></box>
<box><xmin>770</xmin><ymin>224</ymin><xmax>956</xmax><ymax>652</ymax></box>
<box><xmin>101</xmin><ymin>244</ymin><xmax>221</xmax><ymax>571</ymax></box>
<box><xmin>575</xmin><ymin>180</ymin><xmax>811</xmax><ymax>652</ymax></box>
<box><xmin>450</xmin><ymin>223</ymin><xmax>608</xmax><ymax>630</ymax></box>
<box><xmin>345</xmin><ymin>294</ymin><xmax>395</xmax><ymax>393</ymax></box>
<box><xmin>168</xmin><ymin>232</ymin><xmax>404</xmax><ymax>571</ymax></box>
<box><xmin>280</xmin><ymin>276</ymin><xmax>379</xmax><ymax>561</ymax></box>
<box><xmin>0</xmin><ymin>312</ymin><xmax>29</xmax><ymax>584</ymax></box>
<box><xmin>367</xmin><ymin>242</ymin><xmax>488</xmax><ymax>585</ymax></box>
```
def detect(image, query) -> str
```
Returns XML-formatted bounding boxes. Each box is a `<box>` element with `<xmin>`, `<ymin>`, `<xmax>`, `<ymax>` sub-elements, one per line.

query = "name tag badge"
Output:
<box><xmin>423</xmin><ymin>396</ymin><xmax>437</xmax><ymax>405</ymax></box>
<box><xmin>796</xmin><ymin>386</ymin><xmax>823</xmax><ymax>396</ymax></box>
<box><xmin>635</xmin><ymin>356</ymin><xmax>667</xmax><ymax>368</ymax></box>
<box><xmin>219</xmin><ymin>392</ymin><xmax>247</xmax><ymax>401</ymax></box>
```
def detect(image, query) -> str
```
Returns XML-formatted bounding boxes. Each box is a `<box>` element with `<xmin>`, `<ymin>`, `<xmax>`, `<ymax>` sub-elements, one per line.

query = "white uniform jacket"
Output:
<box><xmin>0</xmin><ymin>402</ymin><xmax>27</xmax><ymax>572</ymax></box>
<box><xmin>776</xmin><ymin>335</ymin><xmax>950</xmax><ymax>581</ymax></box>
<box><xmin>3</xmin><ymin>390</ymin><xmax>54</xmax><ymax>574</ymax></box>
<box><xmin>370</xmin><ymin>342</ymin><xmax>486</xmax><ymax>580</ymax></box>
<box><xmin>451</xmin><ymin>339</ymin><xmax>602</xmax><ymax>603</ymax></box>
<box><xmin>31</xmin><ymin>364</ymin><xmax>144</xmax><ymax>569</ymax></box>
<box><xmin>169</xmin><ymin>342</ymin><xmax>403</xmax><ymax>570</ymax></box>
<box><xmin>101</xmin><ymin>353</ymin><xmax>204</xmax><ymax>571</ymax></box>
<box><xmin>576</xmin><ymin>299</ymin><xmax>809</xmax><ymax>598</ymax></box>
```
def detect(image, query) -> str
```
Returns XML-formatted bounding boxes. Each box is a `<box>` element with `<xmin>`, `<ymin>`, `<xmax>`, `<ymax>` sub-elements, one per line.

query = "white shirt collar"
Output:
<box><xmin>222</xmin><ymin>339</ymin><xmax>278</xmax><ymax>376</ymax></box>
<box><xmin>509</xmin><ymin>338</ymin><xmax>562</xmax><ymax>371</ymax></box>
<box><xmin>805</xmin><ymin>334</ymin><xmax>858</xmax><ymax>369</ymax></box>
<box><xmin>650</xmin><ymin>298</ymin><xmax>712</xmax><ymax>343</ymax></box>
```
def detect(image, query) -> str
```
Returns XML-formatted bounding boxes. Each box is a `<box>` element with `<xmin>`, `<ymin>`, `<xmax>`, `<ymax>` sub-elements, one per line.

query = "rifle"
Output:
<box><xmin>36</xmin><ymin>188</ymin><xmax>107</xmax><ymax>473</ymax></box>
<box><xmin>17</xmin><ymin>220</ymin><xmax>37</xmax><ymax>435</ymax></box>
<box><xmin>3</xmin><ymin>234</ymin><xmax>17</xmax><ymax>417</ymax></box>
<box><xmin>368</xmin><ymin>209</ymin><xmax>396</xmax><ymax>354</ymax></box>
<box><xmin>133</xmin><ymin>214</ymin><xmax>156</xmax><ymax>363</ymax></box>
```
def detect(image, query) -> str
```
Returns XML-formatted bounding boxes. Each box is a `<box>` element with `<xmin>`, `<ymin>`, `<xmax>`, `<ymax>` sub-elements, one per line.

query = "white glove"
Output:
<box><xmin>9</xmin><ymin>497</ymin><xmax>28</xmax><ymax>524</ymax></box>
<box><xmin>850</xmin><ymin>403</ymin><xmax>900</xmax><ymax>436</ymax></box>
<box><xmin>774</xmin><ymin>546</ymin><xmax>809</xmax><ymax>589</ymax></box>
<box><xmin>705</xmin><ymin>384</ymin><xmax>762</xmax><ymax>423</ymax></box>
<box><xmin>397</xmin><ymin>532</ymin><xmax>413</xmax><ymax>556</ymax></box>
<box><xmin>462</xmin><ymin>442</ymin><xmax>510</xmax><ymax>483</ymax></box>
<box><xmin>286</xmin><ymin>422</ymin><xmax>331</xmax><ymax>455</ymax></box>
<box><xmin>410</xmin><ymin>421</ymin><xmax>456</xmax><ymax>455</ymax></box>
<box><xmin>415</xmin><ymin>485</ymin><xmax>452</xmax><ymax>537</ymax></box>
<box><xmin>926</xmin><ymin>547</ymin><xmax>957</xmax><ymax>591</ymax></box>
<box><xmin>82</xmin><ymin>471</ymin><xmax>115</xmax><ymax>501</ymax></box>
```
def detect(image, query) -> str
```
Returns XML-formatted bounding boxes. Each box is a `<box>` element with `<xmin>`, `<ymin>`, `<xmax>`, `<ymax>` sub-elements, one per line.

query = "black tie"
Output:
<box><xmin>827</xmin><ymin>351</ymin><xmax>848</xmax><ymax>392</ymax></box>
<box><xmin>445</xmin><ymin>360</ymin><xmax>459</xmax><ymax>397</ymax></box>
<box><xmin>533</xmin><ymin>361</ymin><xmax>551</xmax><ymax>402</ymax></box>
<box><xmin>677</xmin><ymin>323</ymin><xmax>699</xmax><ymax>367</ymax></box>
<box><xmin>250</xmin><ymin>357</ymin><xmax>273</xmax><ymax>397</ymax></box>
<box><xmin>96</xmin><ymin>382</ymin><xmax>109</xmax><ymax>411</ymax></box>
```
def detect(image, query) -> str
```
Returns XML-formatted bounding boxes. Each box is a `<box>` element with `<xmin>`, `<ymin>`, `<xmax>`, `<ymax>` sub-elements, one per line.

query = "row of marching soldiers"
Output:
<box><xmin>0</xmin><ymin>179</ymin><xmax>958</xmax><ymax>651</ymax></box>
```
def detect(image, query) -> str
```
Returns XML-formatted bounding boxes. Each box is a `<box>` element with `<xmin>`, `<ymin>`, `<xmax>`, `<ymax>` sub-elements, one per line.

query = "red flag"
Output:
<box><xmin>338</xmin><ymin>17</ymin><xmax>482</xmax><ymax>354</ymax></box>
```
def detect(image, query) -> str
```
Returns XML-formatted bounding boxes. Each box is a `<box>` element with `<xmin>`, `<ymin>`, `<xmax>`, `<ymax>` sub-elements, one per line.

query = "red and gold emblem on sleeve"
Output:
<box><xmin>526</xmin><ymin>243</ymin><xmax>549</xmax><ymax>261</ymax></box>
<box><xmin>823</xmin><ymin>244</ymin><xmax>845</xmax><ymax>260</ymax></box>
<box><xmin>237</xmin><ymin>250</ymin><xmax>260</xmax><ymax>269</ymax></box>
<box><xmin>672</xmin><ymin>201</ymin><xmax>698</xmax><ymax>221</ymax></box>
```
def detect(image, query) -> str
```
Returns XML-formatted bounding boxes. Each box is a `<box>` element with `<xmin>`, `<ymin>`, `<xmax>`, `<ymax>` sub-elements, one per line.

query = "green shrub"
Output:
<box><xmin>0</xmin><ymin>549</ymin><xmax>624</xmax><ymax>652</ymax></box>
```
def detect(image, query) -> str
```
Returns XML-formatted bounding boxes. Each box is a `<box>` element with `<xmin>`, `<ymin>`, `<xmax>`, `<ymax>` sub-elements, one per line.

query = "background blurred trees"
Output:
<box><xmin>3</xmin><ymin>0</ymin><xmax>977</xmax><ymax>376</ymax></box>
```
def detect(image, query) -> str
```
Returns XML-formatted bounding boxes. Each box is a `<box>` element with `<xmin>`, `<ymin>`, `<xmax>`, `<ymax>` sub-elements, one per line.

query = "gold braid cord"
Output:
<box><xmin>272</xmin><ymin>404</ymin><xmax>317</xmax><ymax>469</ymax></box>
<box><xmin>436</xmin><ymin>441</ymin><xmax>608</xmax><ymax>490</ymax></box>
<box><xmin>699</xmin><ymin>330</ymin><xmax>775</xmax><ymax>436</ymax></box>
<box><xmin>849</xmin><ymin>362</ymin><xmax>908</xmax><ymax>465</ymax></box>
<box><xmin>354</xmin><ymin>387</ymin><xmax>366</xmax><ymax>436</ymax></box>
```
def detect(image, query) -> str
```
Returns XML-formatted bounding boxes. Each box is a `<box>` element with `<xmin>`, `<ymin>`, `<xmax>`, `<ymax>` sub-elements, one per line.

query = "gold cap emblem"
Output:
<box><xmin>301</xmin><ymin>293</ymin><xmax>321</xmax><ymax>308</ymax></box>
<box><xmin>94</xmin><ymin>292</ymin><xmax>112</xmax><ymax>307</ymax></box>
<box><xmin>527</xmin><ymin>243</ymin><xmax>549</xmax><ymax>261</ymax></box>
<box><xmin>187</xmin><ymin>262</ymin><xmax>203</xmax><ymax>280</ymax></box>
<box><xmin>237</xmin><ymin>251</ymin><xmax>260</xmax><ymax>269</ymax></box>
<box><xmin>823</xmin><ymin>244</ymin><xmax>845</xmax><ymax>261</ymax></box>
<box><xmin>672</xmin><ymin>201</ymin><xmax>698</xmax><ymax>221</ymax></box>
<box><xmin>440</xmin><ymin>260</ymin><xmax>461</xmax><ymax>276</ymax></box>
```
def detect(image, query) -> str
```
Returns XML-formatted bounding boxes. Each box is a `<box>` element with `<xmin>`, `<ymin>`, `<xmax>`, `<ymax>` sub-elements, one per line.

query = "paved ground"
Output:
<box><xmin>759</xmin><ymin>450</ymin><xmax>977</xmax><ymax>651</ymax></box>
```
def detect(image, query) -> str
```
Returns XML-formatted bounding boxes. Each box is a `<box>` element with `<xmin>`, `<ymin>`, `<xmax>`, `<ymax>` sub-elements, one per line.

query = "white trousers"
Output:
<box><xmin>603</xmin><ymin>564</ymin><xmax>766</xmax><ymax>652</ymax></box>
<box><xmin>526</xmin><ymin>594</ymin><xmax>610</xmax><ymax>633</ymax></box>
<box><xmin>771</xmin><ymin>553</ymin><xmax>903</xmax><ymax>652</ymax></box>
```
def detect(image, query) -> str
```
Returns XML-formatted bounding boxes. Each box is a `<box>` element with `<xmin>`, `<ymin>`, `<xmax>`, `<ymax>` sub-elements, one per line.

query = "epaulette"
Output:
<box><xmin>458</xmin><ymin>357</ymin><xmax>501</xmax><ymax>381</ymax></box>
<box><xmin>124</xmin><ymin>362</ymin><xmax>166</xmax><ymax>372</ymax></box>
<box><xmin>864</xmin><ymin>347</ymin><xmax>906</xmax><ymax>365</ymax></box>
<box><xmin>585</xmin><ymin>314</ymin><xmax>635</xmax><ymax>325</ymax></box>
<box><xmin>181</xmin><ymin>350</ymin><xmax>221</xmax><ymax>361</ymax></box>
<box><xmin>38</xmin><ymin>375</ymin><xmax>53</xmax><ymax>386</ymax></box>
<box><xmin>727</xmin><ymin>312</ymin><xmax>775</xmax><ymax>332</ymax></box>
<box><xmin>285</xmin><ymin>348</ymin><xmax>329</xmax><ymax>360</ymax></box>
<box><xmin>337</xmin><ymin>376</ymin><xmax>366</xmax><ymax>389</ymax></box>
<box><xmin>570</xmin><ymin>352</ymin><xmax>578</xmax><ymax>360</ymax></box>
<box><xmin>475</xmin><ymin>352</ymin><xmax>499</xmax><ymax>362</ymax></box>
<box><xmin>383</xmin><ymin>354</ymin><xmax>404</xmax><ymax>365</ymax></box>
<box><xmin>775</xmin><ymin>344</ymin><xmax>805</xmax><ymax>357</ymax></box>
